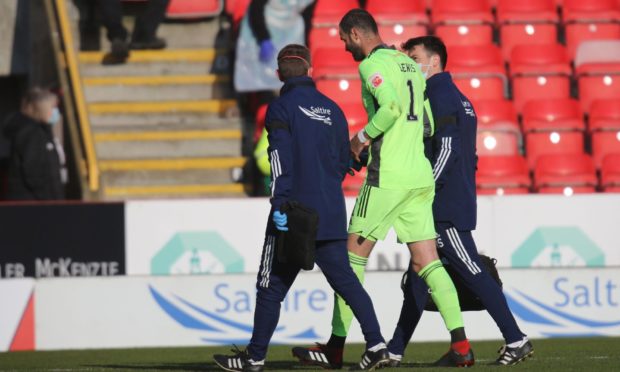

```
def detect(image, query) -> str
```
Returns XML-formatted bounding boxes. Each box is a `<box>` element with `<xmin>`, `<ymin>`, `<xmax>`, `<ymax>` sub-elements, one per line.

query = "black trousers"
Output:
<box><xmin>98</xmin><ymin>0</ymin><xmax>170</xmax><ymax>42</ymax></box>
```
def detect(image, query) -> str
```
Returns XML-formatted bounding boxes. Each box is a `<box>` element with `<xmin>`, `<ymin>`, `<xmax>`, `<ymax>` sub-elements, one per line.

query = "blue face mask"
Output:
<box><xmin>48</xmin><ymin>107</ymin><xmax>61</xmax><ymax>126</ymax></box>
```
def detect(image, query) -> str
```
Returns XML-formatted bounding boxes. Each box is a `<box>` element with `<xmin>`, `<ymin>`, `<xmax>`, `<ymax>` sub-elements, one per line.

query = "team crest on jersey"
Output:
<box><xmin>369</xmin><ymin>73</ymin><xmax>384</xmax><ymax>88</ymax></box>
<box><xmin>298</xmin><ymin>105</ymin><xmax>332</xmax><ymax>125</ymax></box>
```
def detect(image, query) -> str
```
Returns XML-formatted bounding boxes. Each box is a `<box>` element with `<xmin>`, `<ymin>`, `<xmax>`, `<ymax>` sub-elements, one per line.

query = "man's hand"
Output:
<box><xmin>351</xmin><ymin>130</ymin><xmax>369</xmax><ymax>162</ymax></box>
<box><xmin>273</xmin><ymin>210</ymin><xmax>288</xmax><ymax>231</ymax></box>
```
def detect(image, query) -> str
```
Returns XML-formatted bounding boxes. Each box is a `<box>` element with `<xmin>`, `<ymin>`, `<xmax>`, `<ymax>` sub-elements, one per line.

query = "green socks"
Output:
<box><xmin>331</xmin><ymin>252</ymin><xmax>367</xmax><ymax>337</ymax></box>
<box><xmin>419</xmin><ymin>259</ymin><xmax>464</xmax><ymax>331</ymax></box>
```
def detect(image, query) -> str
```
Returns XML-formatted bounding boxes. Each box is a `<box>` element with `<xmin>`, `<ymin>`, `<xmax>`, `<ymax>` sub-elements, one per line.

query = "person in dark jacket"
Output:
<box><xmin>3</xmin><ymin>88</ymin><xmax>64</xmax><ymax>200</ymax></box>
<box><xmin>386</xmin><ymin>36</ymin><xmax>533</xmax><ymax>367</ymax></box>
<box><xmin>213</xmin><ymin>44</ymin><xmax>388</xmax><ymax>372</ymax></box>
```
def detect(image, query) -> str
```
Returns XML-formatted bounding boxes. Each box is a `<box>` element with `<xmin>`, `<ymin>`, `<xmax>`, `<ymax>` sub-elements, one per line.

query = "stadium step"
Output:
<box><xmin>78</xmin><ymin>49</ymin><xmax>230</xmax><ymax>77</ymax></box>
<box><xmin>93</xmin><ymin>129</ymin><xmax>242</xmax><ymax>159</ymax></box>
<box><xmin>99</xmin><ymin>157</ymin><xmax>246</xmax><ymax>200</ymax></box>
<box><xmin>83</xmin><ymin>74</ymin><xmax>232</xmax><ymax>102</ymax></box>
<box><xmin>74</xmin><ymin>39</ymin><xmax>241</xmax><ymax>199</ymax></box>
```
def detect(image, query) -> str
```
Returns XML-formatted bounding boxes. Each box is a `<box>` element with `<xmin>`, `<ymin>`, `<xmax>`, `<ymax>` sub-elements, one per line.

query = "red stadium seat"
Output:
<box><xmin>448</xmin><ymin>44</ymin><xmax>507</xmax><ymax>100</ymax></box>
<box><xmin>308</xmin><ymin>26</ymin><xmax>343</xmax><ymax>54</ymax></box>
<box><xmin>312</xmin><ymin>48</ymin><xmax>358</xmax><ymax>78</ymax></box>
<box><xmin>435</xmin><ymin>24</ymin><xmax>494</xmax><ymax>46</ymax></box>
<box><xmin>510</xmin><ymin>44</ymin><xmax>571</xmax><ymax>75</ymax></box>
<box><xmin>340</xmin><ymin>102</ymin><xmax>367</xmax><ymax>134</ymax></box>
<box><xmin>564</xmin><ymin>22</ymin><xmax>620</xmax><ymax>61</ymax></box>
<box><xmin>499</xmin><ymin>24</ymin><xmax>558</xmax><ymax>61</ymax></box>
<box><xmin>512</xmin><ymin>76</ymin><xmax>571</xmax><ymax>115</ymax></box>
<box><xmin>316</xmin><ymin>78</ymin><xmax>362</xmax><ymax>104</ymax></box>
<box><xmin>592</xmin><ymin>130</ymin><xmax>620</xmax><ymax>168</ymax></box>
<box><xmin>578</xmin><ymin>74</ymin><xmax>620</xmax><ymax>113</ymax></box>
<box><xmin>534</xmin><ymin>153</ymin><xmax>597</xmax><ymax>194</ymax></box>
<box><xmin>522</xmin><ymin>99</ymin><xmax>584</xmax><ymax>133</ymax></box>
<box><xmin>448</xmin><ymin>44</ymin><xmax>504</xmax><ymax>73</ymax></box>
<box><xmin>366</xmin><ymin>0</ymin><xmax>428</xmax><ymax>25</ymax></box>
<box><xmin>601</xmin><ymin>153</ymin><xmax>620</xmax><ymax>191</ymax></box>
<box><xmin>510</xmin><ymin>44</ymin><xmax>572</xmax><ymax>113</ymax></box>
<box><xmin>477</xmin><ymin>155</ymin><xmax>531</xmax><ymax>195</ymax></box>
<box><xmin>312</xmin><ymin>0</ymin><xmax>359</xmax><ymax>26</ymax></box>
<box><xmin>453</xmin><ymin>76</ymin><xmax>505</xmax><ymax>101</ymax></box>
<box><xmin>473</xmin><ymin>99</ymin><xmax>517</xmax><ymax>125</ymax></box>
<box><xmin>432</xmin><ymin>0</ymin><xmax>494</xmax><ymax>24</ymax></box>
<box><xmin>526</xmin><ymin>131</ymin><xmax>584</xmax><ymax>169</ymax></box>
<box><xmin>589</xmin><ymin>98</ymin><xmax>620</xmax><ymax>131</ymax></box>
<box><xmin>477</xmin><ymin>121</ymin><xmax>522</xmax><ymax>156</ymax></box>
<box><xmin>378</xmin><ymin>24</ymin><xmax>428</xmax><ymax>48</ymax></box>
<box><xmin>562</xmin><ymin>0</ymin><xmax>620</xmax><ymax>22</ymax></box>
<box><xmin>496</xmin><ymin>0</ymin><xmax>558</xmax><ymax>23</ymax></box>
<box><xmin>431</xmin><ymin>0</ymin><xmax>494</xmax><ymax>46</ymax></box>
<box><xmin>166</xmin><ymin>0</ymin><xmax>223</xmax><ymax>18</ymax></box>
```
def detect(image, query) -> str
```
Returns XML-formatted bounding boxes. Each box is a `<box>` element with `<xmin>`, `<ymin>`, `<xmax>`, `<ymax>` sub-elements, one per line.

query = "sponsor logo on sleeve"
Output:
<box><xmin>369</xmin><ymin>73</ymin><xmax>384</xmax><ymax>88</ymax></box>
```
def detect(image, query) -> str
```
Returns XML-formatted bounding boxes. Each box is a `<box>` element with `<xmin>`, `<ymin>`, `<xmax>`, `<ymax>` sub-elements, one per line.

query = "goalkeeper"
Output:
<box><xmin>293</xmin><ymin>9</ymin><xmax>473</xmax><ymax>369</ymax></box>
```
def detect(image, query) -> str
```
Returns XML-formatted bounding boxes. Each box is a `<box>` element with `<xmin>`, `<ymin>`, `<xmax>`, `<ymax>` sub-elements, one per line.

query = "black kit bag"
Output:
<box><xmin>276</xmin><ymin>201</ymin><xmax>319</xmax><ymax>270</ymax></box>
<box><xmin>420</xmin><ymin>254</ymin><xmax>503</xmax><ymax>312</ymax></box>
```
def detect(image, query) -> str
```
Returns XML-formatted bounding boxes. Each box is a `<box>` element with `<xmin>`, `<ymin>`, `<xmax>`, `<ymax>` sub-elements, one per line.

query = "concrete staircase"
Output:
<box><xmin>74</xmin><ymin>16</ymin><xmax>245</xmax><ymax>200</ymax></box>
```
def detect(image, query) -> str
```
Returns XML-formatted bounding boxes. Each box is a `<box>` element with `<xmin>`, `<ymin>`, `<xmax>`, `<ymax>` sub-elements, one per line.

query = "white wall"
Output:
<box><xmin>125</xmin><ymin>194</ymin><xmax>620</xmax><ymax>275</ymax></box>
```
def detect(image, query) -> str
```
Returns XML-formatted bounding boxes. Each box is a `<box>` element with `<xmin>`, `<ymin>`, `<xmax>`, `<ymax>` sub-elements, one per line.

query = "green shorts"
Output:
<box><xmin>348</xmin><ymin>184</ymin><xmax>436</xmax><ymax>243</ymax></box>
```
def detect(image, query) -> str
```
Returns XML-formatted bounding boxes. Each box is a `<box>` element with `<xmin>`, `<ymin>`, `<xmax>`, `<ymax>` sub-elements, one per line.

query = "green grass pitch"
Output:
<box><xmin>1</xmin><ymin>337</ymin><xmax>619</xmax><ymax>371</ymax></box>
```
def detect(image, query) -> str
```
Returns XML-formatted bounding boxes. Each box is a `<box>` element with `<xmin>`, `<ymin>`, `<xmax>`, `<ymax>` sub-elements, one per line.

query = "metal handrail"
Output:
<box><xmin>53</xmin><ymin>0</ymin><xmax>100</xmax><ymax>192</ymax></box>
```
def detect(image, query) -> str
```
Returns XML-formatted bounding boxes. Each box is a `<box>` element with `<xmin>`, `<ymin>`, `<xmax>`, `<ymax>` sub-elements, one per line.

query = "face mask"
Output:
<box><xmin>417</xmin><ymin>63</ymin><xmax>432</xmax><ymax>79</ymax></box>
<box><xmin>48</xmin><ymin>107</ymin><xmax>61</xmax><ymax>126</ymax></box>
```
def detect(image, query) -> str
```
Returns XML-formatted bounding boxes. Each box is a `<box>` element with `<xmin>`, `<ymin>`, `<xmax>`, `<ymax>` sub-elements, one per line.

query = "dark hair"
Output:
<box><xmin>401</xmin><ymin>35</ymin><xmax>448</xmax><ymax>70</ymax></box>
<box><xmin>21</xmin><ymin>87</ymin><xmax>56</xmax><ymax>107</ymax></box>
<box><xmin>339</xmin><ymin>8</ymin><xmax>378</xmax><ymax>35</ymax></box>
<box><xmin>277</xmin><ymin>44</ymin><xmax>311</xmax><ymax>81</ymax></box>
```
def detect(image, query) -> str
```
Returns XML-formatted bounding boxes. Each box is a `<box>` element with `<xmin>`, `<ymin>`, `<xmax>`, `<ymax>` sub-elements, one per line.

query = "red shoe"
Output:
<box><xmin>434</xmin><ymin>347</ymin><xmax>475</xmax><ymax>367</ymax></box>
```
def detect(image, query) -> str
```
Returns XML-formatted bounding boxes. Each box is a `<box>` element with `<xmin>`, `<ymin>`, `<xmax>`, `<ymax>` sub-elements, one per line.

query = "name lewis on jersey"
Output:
<box><xmin>398</xmin><ymin>62</ymin><xmax>417</xmax><ymax>73</ymax></box>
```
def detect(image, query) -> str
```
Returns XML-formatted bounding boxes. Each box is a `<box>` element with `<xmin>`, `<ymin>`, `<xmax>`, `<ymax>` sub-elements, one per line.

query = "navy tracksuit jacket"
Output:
<box><xmin>247</xmin><ymin>76</ymin><xmax>384</xmax><ymax>361</ymax></box>
<box><xmin>388</xmin><ymin>72</ymin><xmax>524</xmax><ymax>356</ymax></box>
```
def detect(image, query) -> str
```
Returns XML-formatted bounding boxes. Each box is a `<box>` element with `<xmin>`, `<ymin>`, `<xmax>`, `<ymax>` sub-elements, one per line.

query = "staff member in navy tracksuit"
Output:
<box><xmin>213</xmin><ymin>44</ymin><xmax>387</xmax><ymax>372</ymax></box>
<box><xmin>386</xmin><ymin>36</ymin><xmax>534</xmax><ymax>367</ymax></box>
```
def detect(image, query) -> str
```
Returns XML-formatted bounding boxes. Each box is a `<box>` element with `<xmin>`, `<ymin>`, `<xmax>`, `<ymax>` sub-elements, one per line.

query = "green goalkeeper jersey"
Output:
<box><xmin>360</xmin><ymin>46</ymin><xmax>435</xmax><ymax>190</ymax></box>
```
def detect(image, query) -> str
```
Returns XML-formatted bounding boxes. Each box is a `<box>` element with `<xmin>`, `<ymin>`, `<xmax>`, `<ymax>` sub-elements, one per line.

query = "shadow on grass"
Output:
<box><xmin>88</xmin><ymin>361</ymin><xmax>316</xmax><ymax>371</ymax></box>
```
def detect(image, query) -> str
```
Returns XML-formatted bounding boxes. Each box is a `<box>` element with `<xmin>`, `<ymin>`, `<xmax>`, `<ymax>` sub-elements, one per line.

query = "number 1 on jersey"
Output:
<box><xmin>406</xmin><ymin>80</ymin><xmax>418</xmax><ymax>121</ymax></box>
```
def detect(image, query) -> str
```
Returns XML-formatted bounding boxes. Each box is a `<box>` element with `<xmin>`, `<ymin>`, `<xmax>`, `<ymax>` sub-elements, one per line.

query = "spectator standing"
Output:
<box><xmin>3</xmin><ymin>88</ymin><xmax>64</xmax><ymax>200</ymax></box>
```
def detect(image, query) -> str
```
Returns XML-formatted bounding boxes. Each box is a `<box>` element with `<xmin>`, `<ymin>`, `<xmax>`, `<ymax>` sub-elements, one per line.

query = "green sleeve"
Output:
<box><xmin>253</xmin><ymin>128</ymin><xmax>271</xmax><ymax>176</ymax></box>
<box><xmin>359</xmin><ymin>59</ymin><xmax>402</xmax><ymax>139</ymax></box>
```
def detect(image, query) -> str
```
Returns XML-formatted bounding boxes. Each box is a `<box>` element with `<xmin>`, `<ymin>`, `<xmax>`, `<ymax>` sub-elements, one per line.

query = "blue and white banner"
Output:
<box><xmin>34</xmin><ymin>268</ymin><xmax>620</xmax><ymax>350</ymax></box>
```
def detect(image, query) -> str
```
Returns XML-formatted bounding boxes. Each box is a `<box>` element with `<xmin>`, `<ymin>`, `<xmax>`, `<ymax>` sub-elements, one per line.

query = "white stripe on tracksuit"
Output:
<box><xmin>270</xmin><ymin>149</ymin><xmax>281</xmax><ymax>197</ymax></box>
<box><xmin>259</xmin><ymin>235</ymin><xmax>275</xmax><ymax>288</ymax></box>
<box><xmin>446</xmin><ymin>227</ymin><xmax>481</xmax><ymax>275</ymax></box>
<box><xmin>433</xmin><ymin>137</ymin><xmax>452</xmax><ymax>181</ymax></box>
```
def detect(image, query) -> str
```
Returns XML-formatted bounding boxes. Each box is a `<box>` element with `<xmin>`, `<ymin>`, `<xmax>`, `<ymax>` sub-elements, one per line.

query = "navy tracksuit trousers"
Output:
<box><xmin>247</xmin><ymin>235</ymin><xmax>384</xmax><ymax>361</ymax></box>
<box><xmin>388</xmin><ymin>222</ymin><xmax>524</xmax><ymax>356</ymax></box>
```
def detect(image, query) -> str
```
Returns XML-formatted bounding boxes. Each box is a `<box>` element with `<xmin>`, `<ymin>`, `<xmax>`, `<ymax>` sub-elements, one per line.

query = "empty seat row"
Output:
<box><xmin>477</xmin><ymin>153</ymin><xmax>620</xmax><ymax>195</ymax></box>
<box><xmin>344</xmin><ymin>153</ymin><xmax>620</xmax><ymax>196</ymax></box>
<box><xmin>310</xmin><ymin>0</ymin><xmax>620</xmax><ymax>59</ymax></box>
<box><xmin>312</xmin><ymin>39</ymin><xmax>620</xmax><ymax>115</ymax></box>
